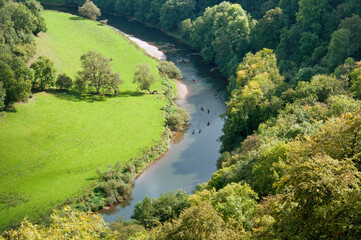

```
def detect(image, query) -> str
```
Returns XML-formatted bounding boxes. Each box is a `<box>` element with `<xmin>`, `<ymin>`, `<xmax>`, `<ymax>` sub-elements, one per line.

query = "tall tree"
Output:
<box><xmin>0</xmin><ymin>82</ymin><xmax>6</xmax><ymax>110</ymax></box>
<box><xmin>325</xmin><ymin>28</ymin><xmax>351</xmax><ymax>71</ymax></box>
<box><xmin>133</xmin><ymin>63</ymin><xmax>157</xmax><ymax>94</ymax></box>
<box><xmin>159</xmin><ymin>0</ymin><xmax>196</xmax><ymax>31</ymax></box>
<box><xmin>220</xmin><ymin>49</ymin><xmax>284</xmax><ymax>152</ymax></box>
<box><xmin>0</xmin><ymin>62</ymin><xmax>31</xmax><ymax>107</ymax></box>
<box><xmin>251</xmin><ymin>8</ymin><xmax>286</xmax><ymax>51</ymax></box>
<box><xmin>77</xmin><ymin>51</ymin><xmax>122</xmax><ymax>94</ymax></box>
<box><xmin>30</xmin><ymin>56</ymin><xmax>56</xmax><ymax>91</ymax></box>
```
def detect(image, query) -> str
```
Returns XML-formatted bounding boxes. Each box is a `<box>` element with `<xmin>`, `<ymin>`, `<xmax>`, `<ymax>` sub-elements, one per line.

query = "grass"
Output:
<box><xmin>0</xmin><ymin>10</ymin><xmax>170</xmax><ymax>230</ymax></box>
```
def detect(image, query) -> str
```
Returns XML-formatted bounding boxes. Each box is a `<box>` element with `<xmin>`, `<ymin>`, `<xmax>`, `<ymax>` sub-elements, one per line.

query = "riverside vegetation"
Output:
<box><xmin>2</xmin><ymin>0</ymin><xmax>361</xmax><ymax>239</ymax></box>
<box><xmin>0</xmin><ymin>2</ymin><xmax>189</xmax><ymax>232</ymax></box>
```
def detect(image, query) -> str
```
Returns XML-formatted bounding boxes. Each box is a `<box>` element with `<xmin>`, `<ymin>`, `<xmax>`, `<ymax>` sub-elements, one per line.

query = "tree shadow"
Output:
<box><xmin>69</xmin><ymin>16</ymin><xmax>85</xmax><ymax>21</ymax></box>
<box><xmin>121</xmin><ymin>90</ymin><xmax>145</xmax><ymax>97</ymax></box>
<box><xmin>4</xmin><ymin>107</ymin><xmax>17</xmax><ymax>113</ymax></box>
<box><xmin>47</xmin><ymin>90</ymin><xmax>107</xmax><ymax>103</ymax></box>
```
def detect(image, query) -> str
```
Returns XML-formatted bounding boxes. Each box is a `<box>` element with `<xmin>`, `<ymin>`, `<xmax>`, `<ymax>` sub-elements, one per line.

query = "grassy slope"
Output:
<box><xmin>0</xmin><ymin>10</ymin><xmax>167</xmax><ymax>229</ymax></box>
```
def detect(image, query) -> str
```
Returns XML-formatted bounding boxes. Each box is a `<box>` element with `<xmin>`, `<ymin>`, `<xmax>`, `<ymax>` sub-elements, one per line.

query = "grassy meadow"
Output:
<box><xmin>0</xmin><ymin>10</ymin><xmax>169</xmax><ymax>229</ymax></box>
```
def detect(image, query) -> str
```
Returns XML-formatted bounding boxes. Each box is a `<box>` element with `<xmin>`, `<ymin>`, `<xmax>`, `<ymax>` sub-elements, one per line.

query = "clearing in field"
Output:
<box><xmin>0</xmin><ymin>10</ymin><xmax>169</xmax><ymax>229</ymax></box>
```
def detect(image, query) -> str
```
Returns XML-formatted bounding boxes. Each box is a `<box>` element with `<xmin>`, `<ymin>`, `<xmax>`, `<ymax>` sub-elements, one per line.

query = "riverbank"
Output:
<box><xmin>0</xmin><ymin>10</ymin><xmax>171</xmax><ymax>230</ymax></box>
<box><xmin>40</xmin><ymin>2</ymin><xmax>221</xmax><ymax>76</ymax></box>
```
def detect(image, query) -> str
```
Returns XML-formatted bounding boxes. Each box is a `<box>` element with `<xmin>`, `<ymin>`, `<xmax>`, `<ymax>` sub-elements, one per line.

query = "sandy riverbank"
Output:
<box><xmin>174</xmin><ymin>79</ymin><xmax>188</xmax><ymax>101</ymax></box>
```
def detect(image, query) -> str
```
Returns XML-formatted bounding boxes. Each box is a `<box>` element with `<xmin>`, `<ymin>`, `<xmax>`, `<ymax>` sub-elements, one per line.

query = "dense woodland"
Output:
<box><xmin>2</xmin><ymin>0</ymin><xmax>361</xmax><ymax>239</ymax></box>
<box><xmin>0</xmin><ymin>0</ymin><xmax>47</xmax><ymax>109</ymax></box>
<box><xmin>57</xmin><ymin>0</ymin><xmax>361</xmax><ymax>81</ymax></box>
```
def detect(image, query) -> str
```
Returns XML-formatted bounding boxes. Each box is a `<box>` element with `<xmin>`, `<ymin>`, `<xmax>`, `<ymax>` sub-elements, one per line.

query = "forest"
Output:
<box><xmin>2</xmin><ymin>0</ymin><xmax>361</xmax><ymax>239</ymax></box>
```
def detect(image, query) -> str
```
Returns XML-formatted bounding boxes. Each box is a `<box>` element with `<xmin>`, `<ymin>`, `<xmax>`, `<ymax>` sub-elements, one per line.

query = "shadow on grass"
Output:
<box><xmin>47</xmin><ymin>90</ymin><xmax>145</xmax><ymax>102</ymax></box>
<box><xmin>47</xmin><ymin>90</ymin><xmax>107</xmax><ymax>103</ymax></box>
<box><xmin>69</xmin><ymin>16</ymin><xmax>85</xmax><ymax>21</ymax></box>
<box><xmin>4</xmin><ymin>107</ymin><xmax>17</xmax><ymax>113</ymax></box>
<box><xmin>121</xmin><ymin>90</ymin><xmax>145</xmax><ymax>97</ymax></box>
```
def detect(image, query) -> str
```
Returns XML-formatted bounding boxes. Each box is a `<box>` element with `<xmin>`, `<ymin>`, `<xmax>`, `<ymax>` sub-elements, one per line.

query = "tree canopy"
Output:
<box><xmin>77</xmin><ymin>51</ymin><xmax>123</xmax><ymax>94</ymax></box>
<box><xmin>78</xmin><ymin>0</ymin><xmax>101</xmax><ymax>21</ymax></box>
<box><xmin>133</xmin><ymin>63</ymin><xmax>157</xmax><ymax>94</ymax></box>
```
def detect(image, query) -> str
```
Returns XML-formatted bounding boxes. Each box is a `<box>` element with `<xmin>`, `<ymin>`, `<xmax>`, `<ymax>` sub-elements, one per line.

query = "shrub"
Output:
<box><xmin>159</xmin><ymin>61</ymin><xmax>182</xmax><ymax>79</ymax></box>
<box><xmin>74</xmin><ymin>77</ymin><xmax>87</xmax><ymax>93</ymax></box>
<box><xmin>55</xmin><ymin>73</ymin><xmax>73</xmax><ymax>90</ymax></box>
<box><xmin>167</xmin><ymin>108</ymin><xmax>190</xmax><ymax>131</ymax></box>
<box><xmin>78</xmin><ymin>0</ymin><xmax>101</xmax><ymax>21</ymax></box>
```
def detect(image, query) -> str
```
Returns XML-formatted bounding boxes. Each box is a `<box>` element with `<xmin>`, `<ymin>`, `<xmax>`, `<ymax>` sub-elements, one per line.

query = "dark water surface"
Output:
<box><xmin>45</xmin><ymin>5</ymin><xmax>228</xmax><ymax>222</ymax></box>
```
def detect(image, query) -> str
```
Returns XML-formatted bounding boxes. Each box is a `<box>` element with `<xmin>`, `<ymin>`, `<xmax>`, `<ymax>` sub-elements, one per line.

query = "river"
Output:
<box><xmin>44</xmin><ymin>5</ymin><xmax>228</xmax><ymax>223</ymax></box>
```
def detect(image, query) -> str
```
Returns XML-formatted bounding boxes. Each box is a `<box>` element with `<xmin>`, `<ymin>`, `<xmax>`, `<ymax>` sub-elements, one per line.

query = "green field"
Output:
<box><xmin>0</xmin><ymin>11</ymin><xmax>169</xmax><ymax>229</ymax></box>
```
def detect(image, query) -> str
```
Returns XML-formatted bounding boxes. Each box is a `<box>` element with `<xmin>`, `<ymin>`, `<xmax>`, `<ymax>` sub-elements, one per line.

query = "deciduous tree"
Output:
<box><xmin>133</xmin><ymin>63</ymin><xmax>157</xmax><ymax>94</ymax></box>
<box><xmin>30</xmin><ymin>56</ymin><xmax>56</xmax><ymax>91</ymax></box>
<box><xmin>55</xmin><ymin>73</ymin><xmax>73</xmax><ymax>90</ymax></box>
<box><xmin>78</xmin><ymin>0</ymin><xmax>101</xmax><ymax>21</ymax></box>
<box><xmin>77</xmin><ymin>51</ymin><xmax>122</xmax><ymax>94</ymax></box>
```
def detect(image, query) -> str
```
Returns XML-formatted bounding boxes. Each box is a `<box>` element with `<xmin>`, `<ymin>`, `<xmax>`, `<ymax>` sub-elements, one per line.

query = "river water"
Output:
<box><xmin>44</xmin><ymin>5</ymin><xmax>228</xmax><ymax>223</ymax></box>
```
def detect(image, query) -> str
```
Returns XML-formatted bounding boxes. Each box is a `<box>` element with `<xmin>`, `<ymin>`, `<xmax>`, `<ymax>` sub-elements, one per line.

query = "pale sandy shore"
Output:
<box><xmin>174</xmin><ymin>79</ymin><xmax>188</xmax><ymax>101</ymax></box>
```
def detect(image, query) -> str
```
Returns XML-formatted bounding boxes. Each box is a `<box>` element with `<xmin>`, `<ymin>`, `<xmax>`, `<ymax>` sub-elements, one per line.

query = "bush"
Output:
<box><xmin>110</xmin><ymin>219</ymin><xmax>145</xmax><ymax>239</ymax></box>
<box><xmin>55</xmin><ymin>73</ymin><xmax>73</xmax><ymax>90</ymax></box>
<box><xmin>74</xmin><ymin>77</ymin><xmax>87</xmax><ymax>93</ymax></box>
<box><xmin>167</xmin><ymin>108</ymin><xmax>190</xmax><ymax>131</ymax></box>
<box><xmin>78</xmin><ymin>0</ymin><xmax>101</xmax><ymax>21</ymax></box>
<box><xmin>74</xmin><ymin>162</ymin><xmax>136</xmax><ymax>211</ymax></box>
<box><xmin>132</xmin><ymin>190</ymin><xmax>190</xmax><ymax>228</ymax></box>
<box><xmin>159</xmin><ymin>61</ymin><xmax>182</xmax><ymax>79</ymax></box>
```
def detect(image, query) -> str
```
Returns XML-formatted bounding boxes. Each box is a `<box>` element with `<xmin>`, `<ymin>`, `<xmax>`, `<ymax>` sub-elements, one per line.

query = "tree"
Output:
<box><xmin>74</xmin><ymin>77</ymin><xmax>87</xmax><ymax>93</ymax></box>
<box><xmin>296</xmin><ymin>0</ymin><xmax>337</xmax><ymax>39</ymax></box>
<box><xmin>166</xmin><ymin>108</ymin><xmax>190</xmax><ymax>131</ymax></box>
<box><xmin>220</xmin><ymin>49</ymin><xmax>284</xmax><ymax>152</ymax></box>
<box><xmin>77</xmin><ymin>51</ymin><xmax>122</xmax><ymax>94</ymax></box>
<box><xmin>158</xmin><ymin>61</ymin><xmax>182</xmax><ymax>79</ymax></box>
<box><xmin>2</xmin><ymin>206</ymin><xmax>120</xmax><ymax>239</ymax></box>
<box><xmin>251</xmin><ymin>8</ymin><xmax>286</xmax><ymax>51</ymax></box>
<box><xmin>132</xmin><ymin>190</ymin><xmax>190</xmax><ymax>228</ymax></box>
<box><xmin>325</xmin><ymin>28</ymin><xmax>351</xmax><ymax>71</ymax></box>
<box><xmin>159</xmin><ymin>0</ymin><xmax>196</xmax><ymax>31</ymax></box>
<box><xmin>180</xmin><ymin>2</ymin><xmax>251</xmax><ymax>76</ymax></box>
<box><xmin>0</xmin><ymin>82</ymin><xmax>5</xmax><ymax>110</ymax></box>
<box><xmin>133</xmin><ymin>63</ymin><xmax>157</xmax><ymax>94</ymax></box>
<box><xmin>338</xmin><ymin>14</ymin><xmax>361</xmax><ymax>58</ymax></box>
<box><xmin>295</xmin><ymin>74</ymin><xmax>344</xmax><ymax>102</ymax></box>
<box><xmin>149</xmin><ymin>202</ymin><xmax>243</xmax><ymax>240</ymax></box>
<box><xmin>78</xmin><ymin>0</ymin><xmax>101</xmax><ymax>21</ymax></box>
<box><xmin>271</xmin><ymin>154</ymin><xmax>361</xmax><ymax>239</ymax></box>
<box><xmin>350</xmin><ymin>65</ymin><xmax>361</xmax><ymax>99</ymax></box>
<box><xmin>106</xmin><ymin>72</ymin><xmax>123</xmax><ymax>95</ymax></box>
<box><xmin>19</xmin><ymin>0</ymin><xmax>47</xmax><ymax>35</ymax></box>
<box><xmin>190</xmin><ymin>183</ymin><xmax>258</xmax><ymax>230</ymax></box>
<box><xmin>55</xmin><ymin>73</ymin><xmax>73</xmax><ymax>90</ymax></box>
<box><xmin>0</xmin><ymin>62</ymin><xmax>31</xmax><ymax>107</ymax></box>
<box><xmin>30</xmin><ymin>56</ymin><xmax>56</xmax><ymax>91</ymax></box>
